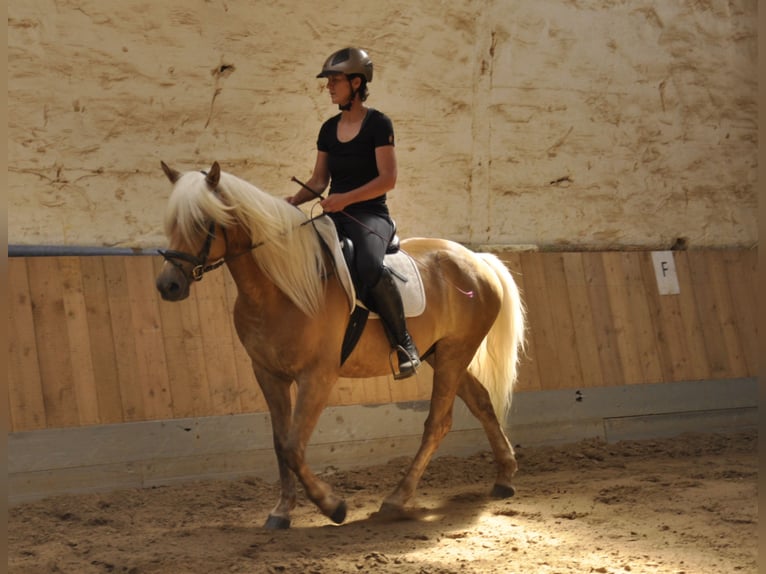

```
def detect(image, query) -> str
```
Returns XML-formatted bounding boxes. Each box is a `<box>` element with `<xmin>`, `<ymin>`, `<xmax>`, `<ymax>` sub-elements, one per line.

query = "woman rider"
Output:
<box><xmin>287</xmin><ymin>47</ymin><xmax>420</xmax><ymax>379</ymax></box>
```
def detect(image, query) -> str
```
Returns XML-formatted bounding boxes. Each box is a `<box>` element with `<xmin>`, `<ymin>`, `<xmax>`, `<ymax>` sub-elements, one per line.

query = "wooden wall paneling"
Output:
<box><xmin>79</xmin><ymin>257</ymin><xmax>124</xmax><ymax>425</ymax></box>
<box><xmin>600</xmin><ymin>252</ymin><xmax>645</xmax><ymax>385</ymax></box>
<box><xmin>124</xmin><ymin>257</ymin><xmax>174</xmax><ymax>420</ymax></box>
<box><xmin>192</xmin><ymin>269</ymin><xmax>243</xmax><ymax>414</ymax></box>
<box><xmin>152</xmin><ymin>258</ymin><xmax>214</xmax><ymax>418</ymax></box>
<box><xmin>387</xmin><ymin>374</ymin><xmax>424</xmax><ymax>404</ymax></box>
<box><xmin>387</xmin><ymin>370</ymin><xmax>424</xmax><ymax>404</ymax></box>
<box><xmin>697</xmin><ymin>250</ymin><xmax>749</xmax><ymax>377</ymax></box>
<box><xmin>8</xmin><ymin>259</ymin><xmax>47</xmax><ymax>431</ymax></box>
<box><xmin>103</xmin><ymin>257</ymin><xmax>145</xmax><ymax>422</ymax></box>
<box><xmin>541</xmin><ymin>253</ymin><xmax>584</xmax><ymax>389</ymax></box>
<box><xmin>497</xmin><ymin>252</ymin><xmax>541</xmax><ymax>392</ymax></box>
<box><xmin>59</xmin><ymin>257</ymin><xmax>101</xmax><ymax>425</ymax></box>
<box><xmin>620</xmin><ymin>253</ymin><xmax>665</xmax><ymax>384</ymax></box>
<box><xmin>8</xmin><ymin>249</ymin><xmax>757</xmax><ymax>433</ymax></box>
<box><xmin>722</xmin><ymin>250</ymin><xmax>757</xmax><ymax>375</ymax></box>
<box><xmin>637</xmin><ymin>253</ymin><xmax>692</xmax><ymax>382</ymax></box>
<box><xmin>347</xmin><ymin>375</ymin><xmax>392</xmax><ymax>407</ymax></box>
<box><xmin>671</xmin><ymin>252</ymin><xmax>712</xmax><ymax>381</ymax></box>
<box><xmin>221</xmin><ymin>267</ymin><xmax>267</xmax><ymax>413</ymax></box>
<box><xmin>366</xmin><ymin>375</ymin><xmax>394</xmax><ymax>406</ymax></box>
<box><xmin>560</xmin><ymin>253</ymin><xmax>604</xmax><ymax>388</ymax></box>
<box><xmin>26</xmin><ymin>258</ymin><xmax>79</xmax><ymax>428</ymax></box>
<box><xmin>685</xmin><ymin>251</ymin><xmax>743</xmax><ymax>378</ymax></box>
<box><xmin>518</xmin><ymin>252</ymin><xmax>558</xmax><ymax>391</ymax></box>
<box><xmin>331</xmin><ymin>377</ymin><xmax>364</xmax><ymax>406</ymax></box>
<box><xmin>581</xmin><ymin>253</ymin><xmax>624</xmax><ymax>387</ymax></box>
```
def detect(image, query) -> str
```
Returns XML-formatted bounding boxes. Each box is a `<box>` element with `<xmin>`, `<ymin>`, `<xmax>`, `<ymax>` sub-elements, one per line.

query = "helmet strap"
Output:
<box><xmin>338</xmin><ymin>76</ymin><xmax>357</xmax><ymax>111</ymax></box>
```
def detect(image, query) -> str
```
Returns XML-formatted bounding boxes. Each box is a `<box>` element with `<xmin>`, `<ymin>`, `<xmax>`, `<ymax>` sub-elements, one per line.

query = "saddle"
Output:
<box><xmin>313</xmin><ymin>217</ymin><xmax>425</xmax><ymax>366</ymax></box>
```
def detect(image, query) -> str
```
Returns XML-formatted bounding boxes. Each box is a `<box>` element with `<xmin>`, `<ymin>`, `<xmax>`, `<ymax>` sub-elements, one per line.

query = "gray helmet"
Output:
<box><xmin>316</xmin><ymin>48</ymin><xmax>373</xmax><ymax>83</ymax></box>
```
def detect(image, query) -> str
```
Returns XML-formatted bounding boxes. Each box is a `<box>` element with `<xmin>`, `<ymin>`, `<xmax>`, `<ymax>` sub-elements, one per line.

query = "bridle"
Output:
<box><xmin>157</xmin><ymin>171</ymin><xmax>338</xmax><ymax>284</ymax></box>
<box><xmin>158</xmin><ymin>221</ymin><xmax>228</xmax><ymax>282</ymax></box>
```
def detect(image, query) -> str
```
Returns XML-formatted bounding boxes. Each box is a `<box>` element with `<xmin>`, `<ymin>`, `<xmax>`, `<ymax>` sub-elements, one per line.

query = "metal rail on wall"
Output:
<box><xmin>8</xmin><ymin>245</ymin><xmax>161</xmax><ymax>257</ymax></box>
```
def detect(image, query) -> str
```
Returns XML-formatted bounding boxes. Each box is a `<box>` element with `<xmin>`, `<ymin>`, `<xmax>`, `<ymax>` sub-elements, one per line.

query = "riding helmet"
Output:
<box><xmin>316</xmin><ymin>48</ymin><xmax>373</xmax><ymax>83</ymax></box>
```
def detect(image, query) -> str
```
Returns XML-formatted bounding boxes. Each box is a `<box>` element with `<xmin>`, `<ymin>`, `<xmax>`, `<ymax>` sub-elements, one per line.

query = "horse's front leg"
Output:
<box><xmin>283</xmin><ymin>371</ymin><xmax>347</xmax><ymax>524</ymax></box>
<box><xmin>255</xmin><ymin>369</ymin><xmax>298</xmax><ymax>529</ymax></box>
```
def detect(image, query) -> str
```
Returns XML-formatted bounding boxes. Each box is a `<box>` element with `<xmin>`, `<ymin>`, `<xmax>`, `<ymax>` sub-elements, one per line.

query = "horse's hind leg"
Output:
<box><xmin>379</xmin><ymin>358</ymin><xmax>463</xmax><ymax>514</ymax></box>
<box><xmin>456</xmin><ymin>370</ymin><xmax>517</xmax><ymax>498</ymax></box>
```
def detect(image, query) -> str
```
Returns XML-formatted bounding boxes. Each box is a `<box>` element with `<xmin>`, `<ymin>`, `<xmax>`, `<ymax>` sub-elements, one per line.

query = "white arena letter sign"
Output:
<box><xmin>651</xmin><ymin>251</ymin><xmax>680</xmax><ymax>295</ymax></box>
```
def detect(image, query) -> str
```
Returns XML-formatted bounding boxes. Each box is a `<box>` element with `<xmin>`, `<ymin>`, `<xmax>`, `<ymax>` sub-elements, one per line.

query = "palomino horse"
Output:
<box><xmin>155</xmin><ymin>161</ymin><xmax>526</xmax><ymax>529</ymax></box>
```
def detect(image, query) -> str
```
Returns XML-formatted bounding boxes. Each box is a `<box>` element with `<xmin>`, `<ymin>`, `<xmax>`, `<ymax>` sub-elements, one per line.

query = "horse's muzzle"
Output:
<box><xmin>156</xmin><ymin>267</ymin><xmax>191</xmax><ymax>301</ymax></box>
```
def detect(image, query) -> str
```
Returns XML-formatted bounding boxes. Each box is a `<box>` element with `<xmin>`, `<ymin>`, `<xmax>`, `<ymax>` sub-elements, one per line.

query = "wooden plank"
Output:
<box><xmin>332</xmin><ymin>377</ymin><xmax>363</xmax><ymax>406</ymax></box>
<box><xmin>697</xmin><ymin>250</ymin><xmax>748</xmax><ymax>377</ymax></box>
<box><xmin>79</xmin><ymin>257</ymin><xmax>124</xmax><ymax>425</ymax></box>
<box><xmin>722</xmin><ymin>250</ymin><xmax>757</xmax><ymax>376</ymax></box>
<box><xmin>620</xmin><ymin>253</ymin><xmax>665</xmax><ymax>384</ymax></box>
<box><xmin>581</xmin><ymin>253</ymin><xmax>624</xmax><ymax>387</ymax></box>
<box><xmin>59</xmin><ymin>257</ymin><xmax>101</xmax><ymax>425</ymax></box>
<box><xmin>518</xmin><ymin>252</ymin><xmax>557</xmax><ymax>391</ymax></box>
<box><xmin>638</xmin><ymin>253</ymin><xmax>691</xmax><ymax>382</ymax></box>
<box><xmin>103</xmin><ymin>257</ymin><xmax>145</xmax><ymax>421</ymax></box>
<box><xmin>193</xmin><ymin>268</ymin><xmax>243</xmax><ymax>414</ymax></box>
<box><xmin>497</xmin><ymin>251</ymin><xmax>541</xmax><ymax>393</ymax></box>
<box><xmin>8</xmin><ymin>259</ymin><xmax>47</xmax><ymax>431</ymax></box>
<box><xmin>153</xmin><ymin>257</ymin><xmax>214</xmax><ymax>418</ymax></box>
<box><xmin>600</xmin><ymin>252</ymin><xmax>644</xmax><ymax>385</ymax></box>
<box><xmin>672</xmin><ymin>252</ymin><xmax>712</xmax><ymax>381</ymax></box>
<box><xmin>365</xmin><ymin>375</ymin><xmax>394</xmax><ymax>406</ymax></box>
<box><xmin>561</xmin><ymin>253</ymin><xmax>604</xmax><ymax>388</ymax></box>
<box><xmin>686</xmin><ymin>251</ymin><xmax>740</xmax><ymax>378</ymax></box>
<box><xmin>540</xmin><ymin>253</ymin><xmax>583</xmax><ymax>389</ymax></box>
<box><xmin>125</xmin><ymin>257</ymin><xmax>174</xmax><ymax>420</ymax></box>
<box><xmin>26</xmin><ymin>258</ymin><xmax>79</xmax><ymax>428</ymax></box>
<box><xmin>388</xmin><ymin>370</ymin><xmax>421</xmax><ymax>404</ymax></box>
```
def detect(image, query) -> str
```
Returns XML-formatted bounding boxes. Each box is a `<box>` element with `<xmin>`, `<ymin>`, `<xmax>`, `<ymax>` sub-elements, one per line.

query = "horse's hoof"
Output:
<box><xmin>264</xmin><ymin>515</ymin><xmax>291</xmax><ymax>530</ymax></box>
<box><xmin>329</xmin><ymin>501</ymin><xmax>347</xmax><ymax>524</ymax></box>
<box><xmin>373</xmin><ymin>501</ymin><xmax>405</xmax><ymax>520</ymax></box>
<box><xmin>491</xmin><ymin>484</ymin><xmax>516</xmax><ymax>498</ymax></box>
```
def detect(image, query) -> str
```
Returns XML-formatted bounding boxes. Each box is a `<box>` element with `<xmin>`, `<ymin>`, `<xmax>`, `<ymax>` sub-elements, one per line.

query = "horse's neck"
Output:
<box><xmin>224</xmin><ymin>252</ymin><xmax>278</xmax><ymax>306</ymax></box>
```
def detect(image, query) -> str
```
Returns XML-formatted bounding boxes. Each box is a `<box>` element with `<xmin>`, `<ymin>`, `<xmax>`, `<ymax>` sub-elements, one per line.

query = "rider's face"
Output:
<box><xmin>325</xmin><ymin>74</ymin><xmax>356</xmax><ymax>106</ymax></box>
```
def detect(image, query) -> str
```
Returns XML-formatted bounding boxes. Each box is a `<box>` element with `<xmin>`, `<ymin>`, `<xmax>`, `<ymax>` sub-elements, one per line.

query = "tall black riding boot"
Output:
<box><xmin>368</xmin><ymin>267</ymin><xmax>421</xmax><ymax>379</ymax></box>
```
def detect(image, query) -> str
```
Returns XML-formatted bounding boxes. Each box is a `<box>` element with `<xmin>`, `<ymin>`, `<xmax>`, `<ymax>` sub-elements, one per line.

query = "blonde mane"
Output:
<box><xmin>165</xmin><ymin>169</ymin><xmax>327</xmax><ymax>317</ymax></box>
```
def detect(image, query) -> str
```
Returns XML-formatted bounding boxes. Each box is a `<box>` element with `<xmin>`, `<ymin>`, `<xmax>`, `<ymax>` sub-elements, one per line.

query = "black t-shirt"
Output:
<box><xmin>317</xmin><ymin>108</ymin><xmax>394</xmax><ymax>216</ymax></box>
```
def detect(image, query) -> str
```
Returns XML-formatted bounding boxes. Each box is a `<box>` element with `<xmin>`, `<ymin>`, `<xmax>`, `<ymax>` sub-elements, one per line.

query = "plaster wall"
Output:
<box><xmin>8</xmin><ymin>0</ymin><xmax>758</xmax><ymax>249</ymax></box>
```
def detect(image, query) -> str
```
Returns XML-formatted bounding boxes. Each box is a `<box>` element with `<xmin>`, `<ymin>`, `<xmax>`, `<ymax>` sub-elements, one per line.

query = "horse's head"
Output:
<box><xmin>155</xmin><ymin>161</ymin><xmax>229</xmax><ymax>301</ymax></box>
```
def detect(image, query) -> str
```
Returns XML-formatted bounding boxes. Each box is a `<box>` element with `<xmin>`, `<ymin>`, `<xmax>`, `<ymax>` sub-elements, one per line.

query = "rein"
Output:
<box><xmin>290</xmin><ymin>176</ymin><xmax>392</xmax><ymax>245</ymax></box>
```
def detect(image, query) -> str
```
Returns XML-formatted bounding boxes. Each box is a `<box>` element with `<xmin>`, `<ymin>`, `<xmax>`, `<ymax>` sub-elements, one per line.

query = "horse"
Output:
<box><xmin>155</xmin><ymin>161</ymin><xmax>526</xmax><ymax>529</ymax></box>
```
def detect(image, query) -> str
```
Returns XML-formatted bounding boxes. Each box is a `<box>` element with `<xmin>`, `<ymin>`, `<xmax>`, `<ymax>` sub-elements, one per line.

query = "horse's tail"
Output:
<box><xmin>467</xmin><ymin>253</ymin><xmax>526</xmax><ymax>421</ymax></box>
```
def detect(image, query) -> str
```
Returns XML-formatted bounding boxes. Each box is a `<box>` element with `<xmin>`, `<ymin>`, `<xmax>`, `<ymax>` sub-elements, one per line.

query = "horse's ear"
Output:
<box><xmin>206</xmin><ymin>162</ymin><xmax>221</xmax><ymax>188</ymax></box>
<box><xmin>161</xmin><ymin>161</ymin><xmax>182</xmax><ymax>184</ymax></box>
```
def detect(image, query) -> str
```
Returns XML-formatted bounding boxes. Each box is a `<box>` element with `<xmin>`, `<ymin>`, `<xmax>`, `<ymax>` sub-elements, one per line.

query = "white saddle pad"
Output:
<box><xmin>313</xmin><ymin>217</ymin><xmax>426</xmax><ymax>318</ymax></box>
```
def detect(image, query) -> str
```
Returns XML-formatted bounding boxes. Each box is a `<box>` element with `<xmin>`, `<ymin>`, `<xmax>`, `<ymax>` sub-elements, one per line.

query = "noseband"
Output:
<box><xmin>158</xmin><ymin>222</ymin><xmax>226</xmax><ymax>282</ymax></box>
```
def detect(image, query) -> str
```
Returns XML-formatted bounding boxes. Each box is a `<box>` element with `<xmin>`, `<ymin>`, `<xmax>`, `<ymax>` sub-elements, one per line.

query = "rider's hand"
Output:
<box><xmin>319</xmin><ymin>194</ymin><xmax>348</xmax><ymax>213</ymax></box>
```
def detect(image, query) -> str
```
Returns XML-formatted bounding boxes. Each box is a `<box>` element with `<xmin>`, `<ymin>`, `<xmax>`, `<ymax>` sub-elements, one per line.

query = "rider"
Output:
<box><xmin>287</xmin><ymin>47</ymin><xmax>420</xmax><ymax>379</ymax></box>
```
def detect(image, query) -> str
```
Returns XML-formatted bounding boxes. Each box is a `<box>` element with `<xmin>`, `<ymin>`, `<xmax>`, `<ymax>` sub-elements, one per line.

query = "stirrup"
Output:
<box><xmin>388</xmin><ymin>345</ymin><xmax>421</xmax><ymax>380</ymax></box>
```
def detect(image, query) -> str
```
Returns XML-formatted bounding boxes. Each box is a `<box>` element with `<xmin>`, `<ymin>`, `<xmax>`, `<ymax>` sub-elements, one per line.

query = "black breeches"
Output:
<box><xmin>330</xmin><ymin>211</ymin><xmax>393</xmax><ymax>301</ymax></box>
